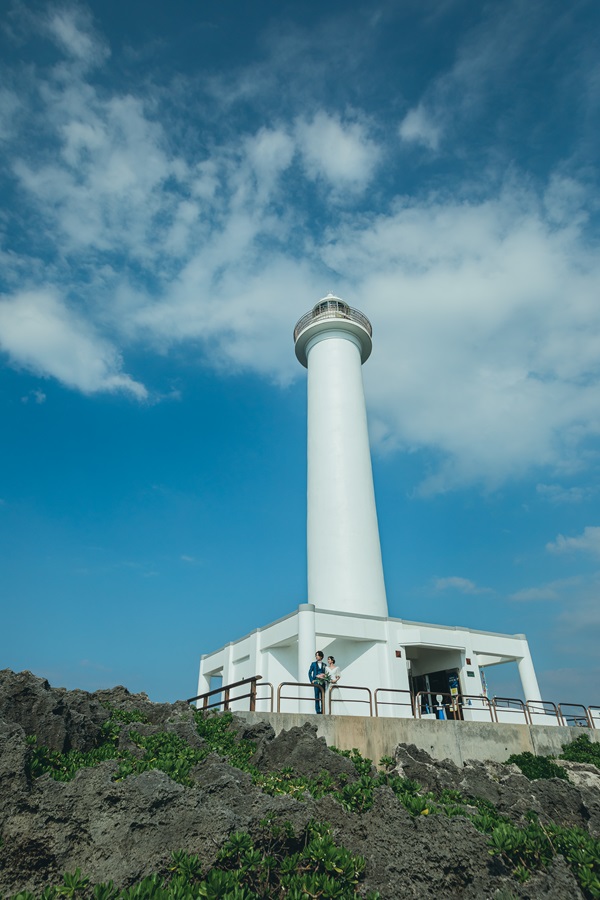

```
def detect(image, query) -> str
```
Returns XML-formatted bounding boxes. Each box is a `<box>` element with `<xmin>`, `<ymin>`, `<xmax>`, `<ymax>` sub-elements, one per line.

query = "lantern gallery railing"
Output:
<box><xmin>293</xmin><ymin>304</ymin><xmax>373</xmax><ymax>343</ymax></box>
<box><xmin>187</xmin><ymin>677</ymin><xmax>599</xmax><ymax>728</ymax></box>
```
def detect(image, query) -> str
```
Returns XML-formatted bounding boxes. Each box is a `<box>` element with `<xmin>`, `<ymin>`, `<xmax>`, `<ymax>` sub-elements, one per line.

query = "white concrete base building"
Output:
<box><xmin>198</xmin><ymin>296</ymin><xmax>544</xmax><ymax>723</ymax></box>
<box><xmin>197</xmin><ymin>604</ymin><xmax>542</xmax><ymax>722</ymax></box>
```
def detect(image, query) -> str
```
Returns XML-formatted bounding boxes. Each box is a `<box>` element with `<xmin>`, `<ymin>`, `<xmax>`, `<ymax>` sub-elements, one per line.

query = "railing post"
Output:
<box><xmin>223</xmin><ymin>687</ymin><xmax>230</xmax><ymax>711</ymax></box>
<box><xmin>250</xmin><ymin>678</ymin><xmax>257</xmax><ymax>712</ymax></box>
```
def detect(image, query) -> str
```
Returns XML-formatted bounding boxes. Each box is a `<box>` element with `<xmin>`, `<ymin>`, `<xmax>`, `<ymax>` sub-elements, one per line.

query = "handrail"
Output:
<box><xmin>328</xmin><ymin>684</ymin><xmax>373</xmax><ymax>716</ymax></box>
<box><xmin>492</xmin><ymin>697</ymin><xmax>530</xmax><ymax>724</ymax></box>
<box><xmin>374</xmin><ymin>688</ymin><xmax>414</xmax><ymax>718</ymax></box>
<box><xmin>588</xmin><ymin>706</ymin><xmax>600</xmax><ymax>730</ymax></box>
<box><xmin>526</xmin><ymin>700</ymin><xmax>562</xmax><ymax>724</ymax></box>
<box><xmin>277</xmin><ymin>681</ymin><xmax>325</xmax><ymax>713</ymax></box>
<box><xmin>456</xmin><ymin>694</ymin><xmax>496</xmax><ymax>722</ymax></box>
<box><xmin>187</xmin><ymin>678</ymin><xmax>598</xmax><ymax>727</ymax></box>
<box><xmin>415</xmin><ymin>691</ymin><xmax>462</xmax><ymax>720</ymax></box>
<box><xmin>557</xmin><ymin>703</ymin><xmax>591</xmax><ymax>728</ymax></box>
<box><xmin>293</xmin><ymin>305</ymin><xmax>372</xmax><ymax>342</ymax></box>
<box><xmin>186</xmin><ymin>675</ymin><xmax>263</xmax><ymax>711</ymax></box>
<box><xmin>255</xmin><ymin>681</ymin><xmax>274</xmax><ymax>712</ymax></box>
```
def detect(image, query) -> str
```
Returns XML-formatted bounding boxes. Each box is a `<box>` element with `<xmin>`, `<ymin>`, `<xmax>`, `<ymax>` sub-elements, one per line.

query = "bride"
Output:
<box><xmin>326</xmin><ymin>656</ymin><xmax>343</xmax><ymax>714</ymax></box>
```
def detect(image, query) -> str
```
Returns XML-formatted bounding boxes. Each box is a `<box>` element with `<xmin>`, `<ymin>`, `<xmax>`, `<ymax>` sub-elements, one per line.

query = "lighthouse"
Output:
<box><xmin>197</xmin><ymin>294</ymin><xmax>543</xmax><ymax>718</ymax></box>
<box><xmin>294</xmin><ymin>294</ymin><xmax>388</xmax><ymax>618</ymax></box>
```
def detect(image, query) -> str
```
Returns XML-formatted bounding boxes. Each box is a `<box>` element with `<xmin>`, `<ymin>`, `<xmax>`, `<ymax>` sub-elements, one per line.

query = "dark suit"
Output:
<box><xmin>308</xmin><ymin>660</ymin><xmax>325</xmax><ymax>713</ymax></box>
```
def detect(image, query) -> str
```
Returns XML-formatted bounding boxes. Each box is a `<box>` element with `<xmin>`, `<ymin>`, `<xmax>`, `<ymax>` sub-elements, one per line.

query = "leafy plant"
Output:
<box><xmin>9</xmin><ymin>820</ymin><xmax>378</xmax><ymax>900</ymax></box>
<box><xmin>115</xmin><ymin>731</ymin><xmax>207</xmax><ymax>786</ymax></box>
<box><xmin>561</xmin><ymin>735</ymin><xmax>600</xmax><ymax>769</ymax></box>
<box><xmin>56</xmin><ymin>870</ymin><xmax>90</xmax><ymax>898</ymax></box>
<box><xmin>25</xmin><ymin>707</ymin><xmax>150</xmax><ymax>783</ymax></box>
<box><xmin>506</xmin><ymin>751</ymin><xmax>569</xmax><ymax>781</ymax></box>
<box><xmin>20</xmin><ymin>707</ymin><xmax>600</xmax><ymax>898</ymax></box>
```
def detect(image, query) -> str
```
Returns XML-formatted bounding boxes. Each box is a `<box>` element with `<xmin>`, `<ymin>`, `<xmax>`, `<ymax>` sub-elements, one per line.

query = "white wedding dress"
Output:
<box><xmin>326</xmin><ymin>666</ymin><xmax>344</xmax><ymax>714</ymax></box>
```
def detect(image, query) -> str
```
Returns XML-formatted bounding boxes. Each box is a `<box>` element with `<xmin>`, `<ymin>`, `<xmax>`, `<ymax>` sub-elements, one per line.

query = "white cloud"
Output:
<box><xmin>45</xmin><ymin>6</ymin><xmax>109</xmax><ymax>68</ymax></box>
<box><xmin>180</xmin><ymin>554</ymin><xmax>202</xmax><ymax>565</ymax></box>
<box><xmin>317</xmin><ymin>188</ymin><xmax>600</xmax><ymax>493</ymax></box>
<box><xmin>21</xmin><ymin>389</ymin><xmax>47</xmax><ymax>404</ymax></box>
<box><xmin>509</xmin><ymin>575</ymin><xmax>584</xmax><ymax>602</ymax></box>
<box><xmin>399</xmin><ymin>104</ymin><xmax>441</xmax><ymax>150</ymax></box>
<box><xmin>559</xmin><ymin>597</ymin><xmax>600</xmax><ymax>632</ymax></box>
<box><xmin>536</xmin><ymin>484</ymin><xmax>593</xmax><ymax>504</ymax></box>
<box><xmin>541</xmin><ymin>665</ymin><xmax>600</xmax><ymax>703</ymax></box>
<box><xmin>397</xmin><ymin>3</ymin><xmax>553</xmax><ymax>153</ymax></box>
<box><xmin>245</xmin><ymin>127</ymin><xmax>294</xmax><ymax>184</ymax></box>
<box><xmin>295</xmin><ymin>111</ymin><xmax>380</xmax><ymax>188</ymax></box>
<box><xmin>0</xmin><ymin>290</ymin><xmax>147</xmax><ymax>398</ymax></box>
<box><xmin>433</xmin><ymin>576</ymin><xmax>491</xmax><ymax>595</ymax></box>
<box><xmin>546</xmin><ymin>526</ymin><xmax>600</xmax><ymax>557</ymax></box>
<box><xmin>13</xmin><ymin>85</ymin><xmax>182</xmax><ymax>261</ymax></box>
<box><xmin>2</xmin><ymin>6</ymin><xmax>600</xmax><ymax>496</ymax></box>
<box><xmin>509</xmin><ymin>586</ymin><xmax>559</xmax><ymax>602</ymax></box>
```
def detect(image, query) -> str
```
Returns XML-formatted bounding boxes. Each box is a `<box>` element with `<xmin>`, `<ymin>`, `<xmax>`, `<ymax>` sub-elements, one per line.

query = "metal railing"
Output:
<box><xmin>329</xmin><ymin>684</ymin><xmax>373</xmax><ymax>716</ymax></box>
<box><xmin>186</xmin><ymin>675</ymin><xmax>263</xmax><ymax>712</ymax></box>
<box><xmin>276</xmin><ymin>681</ymin><xmax>325</xmax><ymax>713</ymax></box>
<box><xmin>526</xmin><ymin>700</ymin><xmax>562</xmax><ymax>724</ymax></box>
<box><xmin>492</xmin><ymin>697</ymin><xmax>529</xmax><ymax>724</ymax></box>
<box><xmin>293</xmin><ymin>305</ymin><xmax>372</xmax><ymax>342</ymax></box>
<box><xmin>187</xmin><ymin>677</ymin><xmax>598</xmax><ymax>729</ymax></box>
<box><xmin>256</xmin><ymin>681</ymin><xmax>275</xmax><ymax>712</ymax></box>
<box><xmin>415</xmin><ymin>691</ymin><xmax>462</xmax><ymax>720</ymax></box>
<box><xmin>374</xmin><ymin>688</ymin><xmax>414</xmax><ymax>718</ymax></box>
<box><xmin>457</xmin><ymin>694</ymin><xmax>496</xmax><ymax>722</ymax></box>
<box><xmin>558</xmin><ymin>703</ymin><xmax>592</xmax><ymax>728</ymax></box>
<box><xmin>589</xmin><ymin>706</ymin><xmax>600</xmax><ymax>728</ymax></box>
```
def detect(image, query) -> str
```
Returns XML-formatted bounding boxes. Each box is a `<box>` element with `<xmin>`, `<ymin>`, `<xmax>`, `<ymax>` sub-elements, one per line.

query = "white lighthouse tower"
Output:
<box><xmin>294</xmin><ymin>295</ymin><xmax>388</xmax><ymax>618</ymax></box>
<box><xmin>197</xmin><ymin>293</ymin><xmax>543</xmax><ymax>719</ymax></box>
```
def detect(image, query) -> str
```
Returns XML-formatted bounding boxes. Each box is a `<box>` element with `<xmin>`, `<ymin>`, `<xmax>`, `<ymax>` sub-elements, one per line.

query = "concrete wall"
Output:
<box><xmin>237</xmin><ymin>711</ymin><xmax>600</xmax><ymax>766</ymax></box>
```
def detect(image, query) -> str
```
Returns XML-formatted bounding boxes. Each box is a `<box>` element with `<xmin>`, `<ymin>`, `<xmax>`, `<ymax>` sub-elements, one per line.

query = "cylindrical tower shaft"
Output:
<box><xmin>294</xmin><ymin>295</ymin><xmax>388</xmax><ymax>618</ymax></box>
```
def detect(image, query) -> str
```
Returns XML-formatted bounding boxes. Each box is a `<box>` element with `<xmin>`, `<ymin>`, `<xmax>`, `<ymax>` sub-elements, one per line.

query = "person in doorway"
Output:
<box><xmin>308</xmin><ymin>651</ymin><xmax>326</xmax><ymax>714</ymax></box>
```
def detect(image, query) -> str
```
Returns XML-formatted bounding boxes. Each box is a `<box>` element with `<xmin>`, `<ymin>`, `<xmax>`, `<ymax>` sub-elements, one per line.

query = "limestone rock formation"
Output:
<box><xmin>0</xmin><ymin>669</ymin><xmax>597</xmax><ymax>899</ymax></box>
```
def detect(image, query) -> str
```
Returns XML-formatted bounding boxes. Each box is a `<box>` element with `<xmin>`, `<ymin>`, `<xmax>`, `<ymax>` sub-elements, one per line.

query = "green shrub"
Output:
<box><xmin>21</xmin><ymin>708</ymin><xmax>600</xmax><ymax>898</ymax></box>
<box><xmin>25</xmin><ymin>707</ymin><xmax>150</xmax><ymax>783</ymax></box>
<box><xmin>8</xmin><ymin>821</ymin><xmax>379</xmax><ymax>900</ymax></box>
<box><xmin>506</xmin><ymin>751</ymin><xmax>569</xmax><ymax>781</ymax></box>
<box><xmin>561</xmin><ymin>735</ymin><xmax>600</xmax><ymax>769</ymax></box>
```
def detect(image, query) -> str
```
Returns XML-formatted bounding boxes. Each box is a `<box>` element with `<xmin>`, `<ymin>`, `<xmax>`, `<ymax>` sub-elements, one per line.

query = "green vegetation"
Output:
<box><xmin>498</xmin><ymin>737</ymin><xmax>600</xmax><ymax>896</ymax></box>
<box><xmin>505</xmin><ymin>751</ymin><xmax>569</xmax><ymax>782</ymax></box>
<box><xmin>6</xmin><ymin>820</ymin><xmax>380</xmax><ymax>900</ymax></box>
<box><xmin>26</xmin><ymin>709</ymin><xmax>149</xmax><ymax>782</ymax></box>
<box><xmin>506</xmin><ymin>733</ymin><xmax>600</xmax><ymax>783</ymax></box>
<box><xmin>22</xmin><ymin>710</ymin><xmax>600</xmax><ymax>898</ymax></box>
<box><xmin>561</xmin><ymin>735</ymin><xmax>600</xmax><ymax>768</ymax></box>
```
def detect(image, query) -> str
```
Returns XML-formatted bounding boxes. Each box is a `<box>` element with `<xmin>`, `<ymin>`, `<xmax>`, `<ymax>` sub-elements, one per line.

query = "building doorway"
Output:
<box><xmin>411</xmin><ymin>668</ymin><xmax>462</xmax><ymax>718</ymax></box>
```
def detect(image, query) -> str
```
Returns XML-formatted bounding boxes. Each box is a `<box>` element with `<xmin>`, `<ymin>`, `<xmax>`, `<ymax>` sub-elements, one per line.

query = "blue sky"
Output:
<box><xmin>1</xmin><ymin>0</ymin><xmax>599</xmax><ymax>705</ymax></box>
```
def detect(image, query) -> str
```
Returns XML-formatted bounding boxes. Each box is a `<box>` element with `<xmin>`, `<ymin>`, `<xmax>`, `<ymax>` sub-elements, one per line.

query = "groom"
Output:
<box><xmin>308</xmin><ymin>650</ymin><xmax>326</xmax><ymax>714</ymax></box>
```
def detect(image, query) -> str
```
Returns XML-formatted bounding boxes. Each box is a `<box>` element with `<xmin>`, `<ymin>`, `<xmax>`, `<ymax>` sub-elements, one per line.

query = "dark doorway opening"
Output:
<box><xmin>411</xmin><ymin>668</ymin><xmax>462</xmax><ymax>718</ymax></box>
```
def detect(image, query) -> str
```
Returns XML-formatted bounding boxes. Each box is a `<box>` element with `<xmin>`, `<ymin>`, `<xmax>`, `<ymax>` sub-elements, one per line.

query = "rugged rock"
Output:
<box><xmin>250</xmin><ymin>722</ymin><xmax>358</xmax><ymax>780</ymax></box>
<box><xmin>0</xmin><ymin>670</ymin><xmax>596</xmax><ymax>899</ymax></box>
<box><xmin>395</xmin><ymin>742</ymin><xmax>600</xmax><ymax>837</ymax></box>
